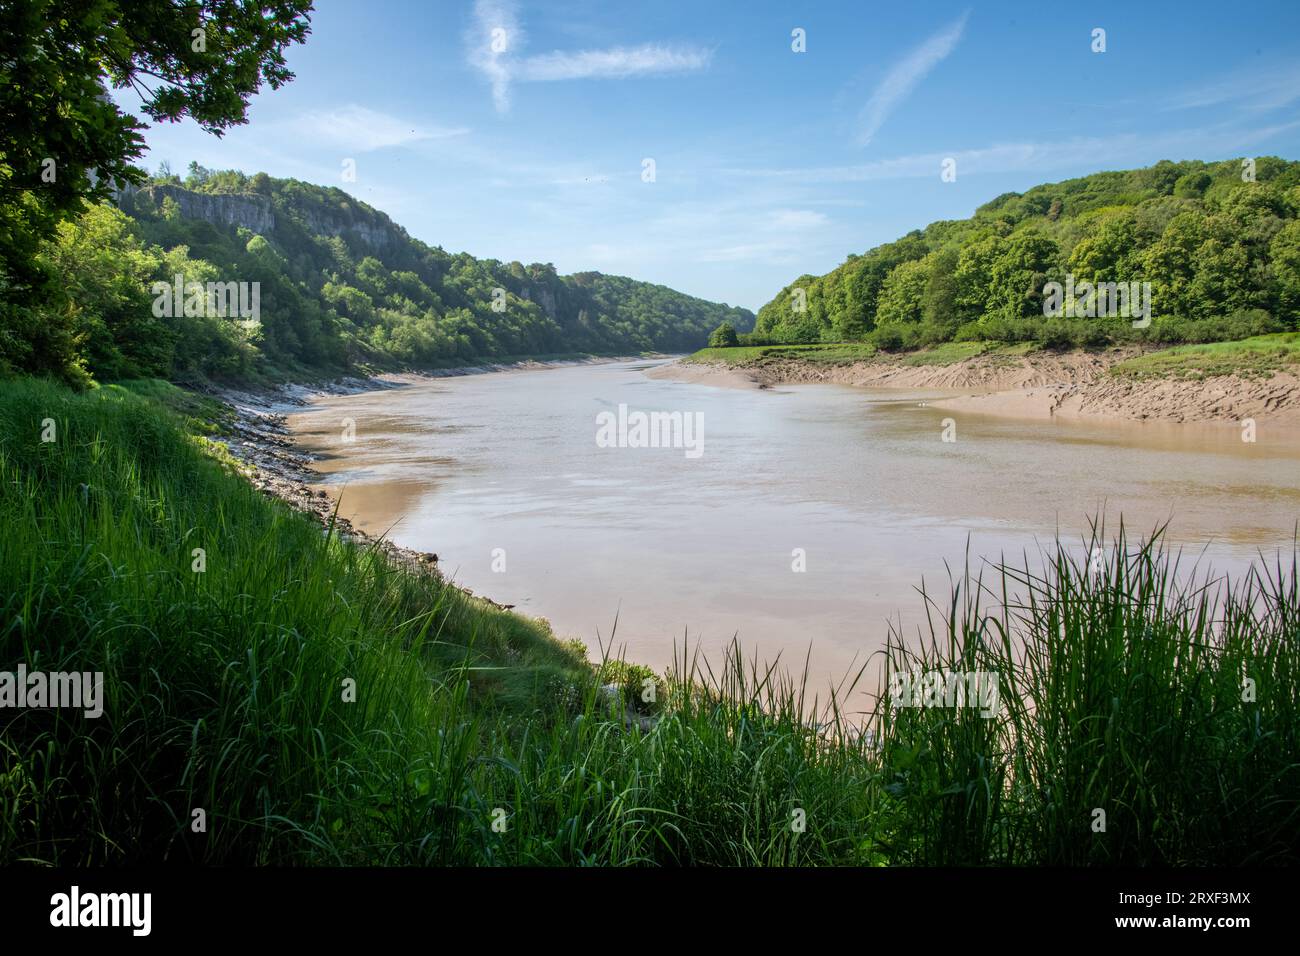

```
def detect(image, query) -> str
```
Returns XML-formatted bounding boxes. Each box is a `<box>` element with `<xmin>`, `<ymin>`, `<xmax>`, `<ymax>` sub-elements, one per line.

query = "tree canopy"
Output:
<box><xmin>0</xmin><ymin>0</ymin><xmax>313</xmax><ymax>379</ymax></box>
<box><xmin>754</xmin><ymin>158</ymin><xmax>1300</xmax><ymax>350</ymax></box>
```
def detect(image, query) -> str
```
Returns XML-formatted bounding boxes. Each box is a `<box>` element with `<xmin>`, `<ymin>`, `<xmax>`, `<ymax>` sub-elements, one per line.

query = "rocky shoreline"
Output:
<box><xmin>209</xmin><ymin>374</ymin><xmax>473</xmax><ymax>591</ymax></box>
<box><xmin>206</xmin><ymin>355</ymin><xmax>665</xmax><ymax>611</ymax></box>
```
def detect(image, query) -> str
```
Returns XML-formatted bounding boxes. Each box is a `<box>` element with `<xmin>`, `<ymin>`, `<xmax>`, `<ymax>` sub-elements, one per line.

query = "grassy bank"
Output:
<box><xmin>686</xmin><ymin>342</ymin><xmax>880</xmax><ymax>366</ymax></box>
<box><xmin>1</xmin><ymin>378</ymin><xmax>1297</xmax><ymax>865</ymax></box>
<box><xmin>686</xmin><ymin>340</ymin><xmax>1036</xmax><ymax>368</ymax></box>
<box><xmin>1111</xmin><ymin>332</ymin><xmax>1300</xmax><ymax>379</ymax></box>
<box><xmin>690</xmin><ymin>334</ymin><xmax>1300</xmax><ymax>381</ymax></box>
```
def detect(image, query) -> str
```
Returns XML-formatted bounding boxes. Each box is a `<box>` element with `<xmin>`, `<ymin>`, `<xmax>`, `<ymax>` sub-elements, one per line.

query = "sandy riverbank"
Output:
<box><xmin>642</xmin><ymin>361</ymin><xmax>762</xmax><ymax>390</ymax></box>
<box><xmin>649</xmin><ymin>349</ymin><xmax>1300</xmax><ymax>426</ymax></box>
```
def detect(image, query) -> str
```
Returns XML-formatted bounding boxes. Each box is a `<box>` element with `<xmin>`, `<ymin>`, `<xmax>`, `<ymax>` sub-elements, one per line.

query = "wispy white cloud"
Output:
<box><xmin>1168</xmin><ymin>62</ymin><xmax>1300</xmax><ymax>113</ymax></box>
<box><xmin>698</xmin><ymin>208</ymin><xmax>832</xmax><ymax>264</ymax></box>
<box><xmin>857</xmin><ymin>11</ymin><xmax>969</xmax><ymax>146</ymax></box>
<box><xmin>730</xmin><ymin>118</ymin><xmax>1300</xmax><ymax>185</ymax></box>
<box><xmin>519</xmin><ymin>44</ymin><xmax>711</xmax><ymax>82</ymax></box>
<box><xmin>468</xmin><ymin>0</ymin><xmax>522</xmax><ymax>111</ymax></box>
<box><xmin>467</xmin><ymin>0</ymin><xmax>711</xmax><ymax>112</ymax></box>
<box><xmin>288</xmin><ymin>105</ymin><xmax>468</xmax><ymax>152</ymax></box>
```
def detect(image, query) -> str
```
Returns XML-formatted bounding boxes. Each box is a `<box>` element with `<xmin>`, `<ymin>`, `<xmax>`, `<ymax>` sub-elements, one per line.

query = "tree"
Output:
<box><xmin>954</xmin><ymin>234</ymin><xmax>1006</xmax><ymax>323</ymax></box>
<box><xmin>841</xmin><ymin>234</ymin><xmax>928</xmax><ymax>338</ymax></box>
<box><xmin>1269</xmin><ymin>221</ymin><xmax>1300</xmax><ymax>323</ymax></box>
<box><xmin>1068</xmin><ymin>211</ymin><xmax>1141</xmax><ymax>281</ymax></box>
<box><xmin>985</xmin><ymin>233</ymin><xmax>1060</xmax><ymax>322</ymax></box>
<box><xmin>1142</xmin><ymin>212</ymin><xmax>1208</xmax><ymax>319</ymax></box>
<box><xmin>875</xmin><ymin>258</ymin><xmax>931</xmax><ymax>326</ymax></box>
<box><xmin>1174</xmin><ymin>171</ymin><xmax>1213</xmax><ymax>199</ymax></box>
<box><xmin>38</xmin><ymin>203</ymin><xmax>172</xmax><ymax>379</ymax></box>
<box><xmin>921</xmin><ymin>247</ymin><xmax>961</xmax><ymax>334</ymax></box>
<box><xmin>0</xmin><ymin>0</ymin><xmax>313</xmax><ymax>380</ymax></box>
<box><xmin>708</xmin><ymin>322</ymin><xmax>739</xmax><ymax>348</ymax></box>
<box><xmin>186</xmin><ymin>162</ymin><xmax>214</xmax><ymax>188</ymax></box>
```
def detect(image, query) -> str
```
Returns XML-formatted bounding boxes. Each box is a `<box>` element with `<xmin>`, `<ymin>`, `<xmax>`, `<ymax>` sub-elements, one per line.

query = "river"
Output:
<box><xmin>288</xmin><ymin>358</ymin><xmax>1300</xmax><ymax>693</ymax></box>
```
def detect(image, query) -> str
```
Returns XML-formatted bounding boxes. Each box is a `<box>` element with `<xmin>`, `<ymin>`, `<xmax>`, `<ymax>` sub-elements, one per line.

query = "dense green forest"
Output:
<box><xmin>2</xmin><ymin>164</ymin><xmax>753</xmax><ymax>386</ymax></box>
<box><xmin>754</xmin><ymin>158</ymin><xmax>1300</xmax><ymax>350</ymax></box>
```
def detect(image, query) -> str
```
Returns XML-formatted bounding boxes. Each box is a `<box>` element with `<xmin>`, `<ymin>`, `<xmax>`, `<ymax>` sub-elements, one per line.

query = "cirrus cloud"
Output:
<box><xmin>468</xmin><ymin>0</ymin><xmax>711</xmax><ymax>112</ymax></box>
<box><xmin>288</xmin><ymin>105</ymin><xmax>468</xmax><ymax>152</ymax></box>
<box><xmin>857</xmin><ymin>11</ymin><xmax>969</xmax><ymax>146</ymax></box>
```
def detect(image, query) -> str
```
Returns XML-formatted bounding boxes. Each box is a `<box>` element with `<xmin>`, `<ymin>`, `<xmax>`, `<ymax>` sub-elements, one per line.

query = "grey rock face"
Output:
<box><xmin>126</xmin><ymin>184</ymin><xmax>404</xmax><ymax>254</ymax></box>
<box><xmin>139</xmin><ymin>184</ymin><xmax>276</xmax><ymax>234</ymax></box>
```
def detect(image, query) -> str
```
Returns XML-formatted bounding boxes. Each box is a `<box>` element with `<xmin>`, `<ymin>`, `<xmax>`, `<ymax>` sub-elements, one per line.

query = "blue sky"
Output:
<box><xmin>117</xmin><ymin>0</ymin><xmax>1300</xmax><ymax>311</ymax></box>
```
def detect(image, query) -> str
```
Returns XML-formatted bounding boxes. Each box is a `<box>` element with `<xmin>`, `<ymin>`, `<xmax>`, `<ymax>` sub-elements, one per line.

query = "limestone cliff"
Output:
<box><xmin>123</xmin><ymin>184</ymin><xmax>405</xmax><ymax>254</ymax></box>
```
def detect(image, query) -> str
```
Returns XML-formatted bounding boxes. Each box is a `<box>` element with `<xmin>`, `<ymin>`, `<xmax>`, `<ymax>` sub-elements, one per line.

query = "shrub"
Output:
<box><xmin>708</xmin><ymin>322</ymin><xmax>740</xmax><ymax>348</ymax></box>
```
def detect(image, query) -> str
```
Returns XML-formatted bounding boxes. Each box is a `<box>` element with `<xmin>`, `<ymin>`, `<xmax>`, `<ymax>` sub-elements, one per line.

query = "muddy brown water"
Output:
<box><xmin>288</xmin><ymin>359</ymin><xmax>1300</xmax><ymax>703</ymax></box>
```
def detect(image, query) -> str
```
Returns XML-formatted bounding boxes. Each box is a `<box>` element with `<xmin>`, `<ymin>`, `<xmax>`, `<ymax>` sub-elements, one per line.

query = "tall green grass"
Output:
<box><xmin>875</xmin><ymin>526</ymin><xmax>1300</xmax><ymax>865</ymax></box>
<box><xmin>0</xmin><ymin>378</ymin><xmax>588</xmax><ymax>863</ymax></box>
<box><xmin>1</xmin><ymin>378</ymin><xmax>1296</xmax><ymax>865</ymax></box>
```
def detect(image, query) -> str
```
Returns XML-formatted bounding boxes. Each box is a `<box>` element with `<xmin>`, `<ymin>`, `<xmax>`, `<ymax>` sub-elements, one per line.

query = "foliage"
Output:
<box><xmin>755</xmin><ymin>158</ymin><xmax>1300</xmax><ymax>348</ymax></box>
<box><xmin>0</xmin><ymin>0</ymin><xmax>313</xmax><ymax>380</ymax></box>
<box><xmin>708</xmin><ymin>322</ymin><xmax>740</xmax><ymax>347</ymax></box>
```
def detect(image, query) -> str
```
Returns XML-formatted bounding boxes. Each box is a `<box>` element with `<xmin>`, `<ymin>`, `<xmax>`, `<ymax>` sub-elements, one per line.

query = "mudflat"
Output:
<box><xmin>652</xmin><ymin>348</ymin><xmax>1300</xmax><ymax>426</ymax></box>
